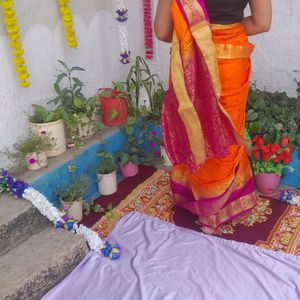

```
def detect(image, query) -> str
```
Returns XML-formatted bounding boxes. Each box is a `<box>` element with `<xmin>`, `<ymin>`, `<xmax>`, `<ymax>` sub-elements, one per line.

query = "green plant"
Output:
<box><xmin>29</xmin><ymin>104</ymin><xmax>63</xmax><ymax>123</ymax></box>
<box><xmin>83</xmin><ymin>201</ymin><xmax>114</xmax><ymax>219</ymax></box>
<box><xmin>246</xmin><ymin>85</ymin><xmax>300</xmax><ymax>146</ymax></box>
<box><xmin>55</xmin><ymin>174</ymin><xmax>90</xmax><ymax>203</ymax></box>
<box><xmin>4</xmin><ymin>132</ymin><xmax>52</xmax><ymax>173</ymax></box>
<box><xmin>48</xmin><ymin>60</ymin><xmax>100</xmax><ymax>146</ymax></box>
<box><xmin>126</xmin><ymin>56</ymin><xmax>165</xmax><ymax>119</ymax></box>
<box><xmin>96</xmin><ymin>151</ymin><xmax>116</xmax><ymax>174</ymax></box>
<box><xmin>118</xmin><ymin>117</ymin><xmax>155</xmax><ymax>166</ymax></box>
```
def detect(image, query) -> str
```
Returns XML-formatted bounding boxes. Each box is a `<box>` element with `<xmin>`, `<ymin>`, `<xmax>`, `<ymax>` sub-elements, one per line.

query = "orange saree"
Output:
<box><xmin>161</xmin><ymin>0</ymin><xmax>257</xmax><ymax>230</ymax></box>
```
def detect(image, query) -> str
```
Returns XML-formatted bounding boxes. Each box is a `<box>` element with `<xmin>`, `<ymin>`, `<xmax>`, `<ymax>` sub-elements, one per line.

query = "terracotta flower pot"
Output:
<box><xmin>255</xmin><ymin>173</ymin><xmax>281</xmax><ymax>194</ymax></box>
<box><xmin>98</xmin><ymin>88</ymin><xmax>128</xmax><ymax>127</ymax></box>
<box><xmin>120</xmin><ymin>161</ymin><xmax>138</xmax><ymax>177</ymax></box>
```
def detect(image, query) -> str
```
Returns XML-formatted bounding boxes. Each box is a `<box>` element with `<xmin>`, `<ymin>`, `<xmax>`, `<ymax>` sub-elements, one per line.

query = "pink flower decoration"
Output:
<box><xmin>40</xmin><ymin>131</ymin><xmax>47</xmax><ymax>135</ymax></box>
<box><xmin>28</xmin><ymin>158</ymin><xmax>36</xmax><ymax>164</ymax></box>
<box><xmin>150</xmin><ymin>131</ymin><xmax>157</xmax><ymax>136</ymax></box>
<box><xmin>155</xmin><ymin>149</ymin><xmax>161</xmax><ymax>156</ymax></box>
<box><xmin>63</xmin><ymin>203</ymin><xmax>70</xmax><ymax>211</ymax></box>
<box><xmin>150</xmin><ymin>142</ymin><xmax>155</xmax><ymax>148</ymax></box>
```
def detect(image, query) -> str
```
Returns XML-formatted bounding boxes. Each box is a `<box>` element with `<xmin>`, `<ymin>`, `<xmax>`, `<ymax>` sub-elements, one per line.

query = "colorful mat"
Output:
<box><xmin>91</xmin><ymin>169</ymin><xmax>300</xmax><ymax>255</ymax></box>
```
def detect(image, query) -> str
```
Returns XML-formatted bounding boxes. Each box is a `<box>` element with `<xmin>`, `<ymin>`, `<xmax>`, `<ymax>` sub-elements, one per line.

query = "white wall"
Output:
<box><xmin>1</xmin><ymin>0</ymin><xmax>299</xmax><ymax>167</ymax></box>
<box><xmin>246</xmin><ymin>1</ymin><xmax>300</xmax><ymax>95</ymax></box>
<box><xmin>0</xmin><ymin>0</ymin><xmax>168</xmax><ymax>167</ymax></box>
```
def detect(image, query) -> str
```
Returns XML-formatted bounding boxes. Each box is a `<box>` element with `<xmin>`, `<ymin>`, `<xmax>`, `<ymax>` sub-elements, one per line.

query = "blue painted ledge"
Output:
<box><xmin>280</xmin><ymin>148</ymin><xmax>300</xmax><ymax>188</ymax></box>
<box><xmin>31</xmin><ymin>125</ymin><xmax>161</xmax><ymax>207</ymax></box>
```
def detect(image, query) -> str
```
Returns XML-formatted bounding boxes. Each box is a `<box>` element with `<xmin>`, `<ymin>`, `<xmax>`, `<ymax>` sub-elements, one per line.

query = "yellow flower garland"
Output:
<box><xmin>0</xmin><ymin>0</ymin><xmax>30</xmax><ymax>87</ymax></box>
<box><xmin>57</xmin><ymin>0</ymin><xmax>77</xmax><ymax>48</ymax></box>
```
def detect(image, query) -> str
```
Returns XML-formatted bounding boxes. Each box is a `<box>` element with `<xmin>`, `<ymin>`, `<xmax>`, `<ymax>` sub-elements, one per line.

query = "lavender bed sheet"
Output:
<box><xmin>43</xmin><ymin>212</ymin><xmax>300</xmax><ymax>300</ymax></box>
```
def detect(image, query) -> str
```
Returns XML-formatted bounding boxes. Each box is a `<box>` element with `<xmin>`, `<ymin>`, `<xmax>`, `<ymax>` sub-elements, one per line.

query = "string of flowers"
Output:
<box><xmin>57</xmin><ymin>0</ymin><xmax>77</xmax><ymax>48</ymax></box>
<box><xmin>143</xmin><ymin>0</ymin><xmax>154</xmax><ymax>59</ymax></box>
<box><xmin>115</xmin><ymin>0</ymin><xmax>130</xmax><ymax>64</ymax></box>
<box><xmin>0</xmin><ymin>0</ymin><xmax>30</xmax><ymax>88</ymax></box>
<box><xmin>0</xmin><ymin>169</ymin><xmax>120</xmax><ymax>260</ymax></box>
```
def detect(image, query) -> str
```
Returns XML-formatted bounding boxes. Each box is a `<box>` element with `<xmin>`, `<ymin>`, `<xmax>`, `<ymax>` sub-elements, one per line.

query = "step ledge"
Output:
<box><xmin>0</xmin><ymin>227</ymin><xmax>88</xmax><ymax>300</ymax></box>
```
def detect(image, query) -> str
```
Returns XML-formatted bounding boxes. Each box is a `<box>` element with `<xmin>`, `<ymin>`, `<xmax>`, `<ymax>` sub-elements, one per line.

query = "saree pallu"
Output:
<box><xmin>162</xmin><ymin>0</ymin><xmax>257</xmax><ymax>229</ymax></box>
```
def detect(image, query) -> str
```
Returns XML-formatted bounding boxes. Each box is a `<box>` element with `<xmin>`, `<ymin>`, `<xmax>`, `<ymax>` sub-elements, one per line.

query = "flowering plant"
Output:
<box><xmin>251</xmin><ymin>135</ymin><xmax>293</xmax><ymax>176</ymax></box>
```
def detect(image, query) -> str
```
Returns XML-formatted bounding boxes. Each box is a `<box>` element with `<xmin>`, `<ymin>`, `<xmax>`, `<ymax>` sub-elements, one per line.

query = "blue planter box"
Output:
<box><xmin>280</xmin><ymin>147</ymin><xmax>300</xmax><ymax>188</ymax></box>
<box><xmin>31</xmin><ymin>123</ymin><xmax>161</xmax><ymax>207</ymax></box>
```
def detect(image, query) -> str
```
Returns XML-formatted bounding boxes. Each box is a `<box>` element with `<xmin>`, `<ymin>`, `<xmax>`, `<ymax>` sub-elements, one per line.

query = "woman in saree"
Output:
<box><xmin>155</xmin><ymin>0</ymin><xmax>272</xmax><ymax>233</ymax></box>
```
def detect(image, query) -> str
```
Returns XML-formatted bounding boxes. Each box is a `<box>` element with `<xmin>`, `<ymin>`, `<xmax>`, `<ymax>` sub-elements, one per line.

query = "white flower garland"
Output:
<box><xmin>115</xmin><ymin>0</ymin><xmax>130</xmax><ymax>64</ymax></box>
<box><xmin>22</xmin><ymin>187</ymin><xmax>104</xmax><ymax>251</ymax></box>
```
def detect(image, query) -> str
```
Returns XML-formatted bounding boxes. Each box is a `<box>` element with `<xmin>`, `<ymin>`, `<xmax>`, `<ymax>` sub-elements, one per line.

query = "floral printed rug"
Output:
<box><xmin>92</xmin><ymin>169</ymin><xmax>300</xmax><ymax>255</ymax></box>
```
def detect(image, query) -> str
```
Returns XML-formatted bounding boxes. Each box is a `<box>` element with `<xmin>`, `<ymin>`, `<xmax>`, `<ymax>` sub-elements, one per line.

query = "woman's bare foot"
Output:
<box><xmin>201</xmin><ymin>225</ymin><xmax>215</xmax><ymax>235</ymax></box>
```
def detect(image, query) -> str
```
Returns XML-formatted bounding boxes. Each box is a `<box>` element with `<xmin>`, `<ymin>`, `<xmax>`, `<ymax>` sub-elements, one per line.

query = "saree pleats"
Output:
<box><xmin>163</xmin><ymin>0</ymin><xmax>257</xmax><ymax>229</ymax></box>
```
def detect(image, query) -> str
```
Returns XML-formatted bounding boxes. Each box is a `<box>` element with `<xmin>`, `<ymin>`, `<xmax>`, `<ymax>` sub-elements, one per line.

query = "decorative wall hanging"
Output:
<box><xmin>115</xmin><ymin>0</ymin><xmax>130</xmax><ymax>64</ymax></box>
<box><xmin>57</xmin><ymin>0</ymin><xmax>77</xmax><ymax>48</ymax></box>
<box><xmin>0</xmin><ymin>0</ymin><xmax>30</xmax><ymax>87</ymax></box>
<box><xmin>143</xmin><ymin>0</ymin><xmax>153</xmax><ymax>59</ymax></box>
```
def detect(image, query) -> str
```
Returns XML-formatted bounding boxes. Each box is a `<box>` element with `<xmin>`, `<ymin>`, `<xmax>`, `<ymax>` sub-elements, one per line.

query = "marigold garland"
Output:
<box><xmin>57</xmin><ymin>0</ymin><xmax>77</xmax><ymax>48</ymax></box>
<box><xmin>0</xmin><ymin>0</ymin><xmax>30</xmax><ymax>87</ymax></box>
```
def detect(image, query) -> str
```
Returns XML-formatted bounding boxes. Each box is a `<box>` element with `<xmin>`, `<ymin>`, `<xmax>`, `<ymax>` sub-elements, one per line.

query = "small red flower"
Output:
<box><xmin>253</xmin><ymin>150</ymin><xmax>260</xmax><ymax>160</ymax></box>
<box><xmin>287</xmin><ymin>145</ymin><xmax>293</xmax><ymax>153</ymax></box>
<box><xmin>283</xmin><ymin>152</ymin><xmax>292</xmax><ymax>164</ymax></box>
<box><xmin>150</xmin><ymin>142</ymin><xmax>155</xmax><ymax>148</ymax></box>
<box><xmin>262</xmin><ymin>152</ymin><xmax>271</xmax><ymax>161</ymax></box>
<box><xmin>261</xmin><ymin>145</ymin><xmax>270</xmax><ymax>154</ymax></box>
<box><xmin>150</xmin><ymin>131</ymin><xmax>157</xmax><ymax>136</ymax></box>
<box><xmin>280</xmin><ymin>150</ymin><xmax>288</xmax><ymax>160</ymax></box>
<box><xmin>253</xmin><ymin>135</ymin><xmax>264</xmax><ymax>146</ymax></box>
<box><xmin>272</xmin><ymin>155</ymin><xmax>281</xmax><ymax>163</ymax></box>
<box><xmin>270</xmin><ymin>144</ymin><xmax>280</xmax><ymax>154</ymax></box>
<box><xmin>280</xmin><ymin>136</ymin><xmax>289</xmax><ymax>147</ymax></box>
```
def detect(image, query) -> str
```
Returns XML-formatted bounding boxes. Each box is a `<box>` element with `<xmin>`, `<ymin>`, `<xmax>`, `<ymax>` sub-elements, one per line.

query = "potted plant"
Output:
<box><xmin>48</xmin><ymin>60</ymin><xmax>100</xmax><ymax>146</ymax></box>
<box><xmin>4</xmin><ymin>132</ymin><xmax>52</xmax><ymax>173</ymax></box>
<box><xmin>96</xmin><ymin>151</ymin><xmax>117</xmax><ymax>195</ymax></box>
<box><xmin>250</xmin><ymin>134</ymin><xmax>293</xmax><ymax>194</ymax></box>
<box><xmin>97</xmin><ymin>81</ymin><xmax>128</xmax><ymax>127</ymax></box>
<box><xmin>126</xmin><ymin>56</ymin><xmax>165</xmax><ymax>120</ymax></box>
<box><xmin>55</xmin><ymin>175</ymin><xmax>90</xmax><ymax>222</ymax></box>
<box><xmin>29</xmin><ymin>104</ymin><xmax>66</xmax><ymax>157</ymax></box>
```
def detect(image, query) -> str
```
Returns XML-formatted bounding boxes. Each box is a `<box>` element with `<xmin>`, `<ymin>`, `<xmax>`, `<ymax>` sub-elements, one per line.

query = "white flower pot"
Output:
<box><xmin>26</xmin><ymin>151</ymin><xmax>48</xmax><ymax>171</ymax></box>
<box><xmin>29</xmin><ymin>120</ymin><xmax>66</xmax><ymax>157</ymax></box>
<box><xmin>160</xmin><ymin>146</ymin><xmax>172</xmax><ymax>167</ymax></box>
<box><xmin>78</xmin><ymin>114</ymin><xmax>97</xmax><ymax>139</ymax></box>
<box><xmin>97</xmin><ymin>170</ymin><xmax>117</xmax><ymax>195</ymax></box>
<box><xmin>60</xmin><ymin>199</ymin><xmax>83</xmax><ymax>222</ymax></box>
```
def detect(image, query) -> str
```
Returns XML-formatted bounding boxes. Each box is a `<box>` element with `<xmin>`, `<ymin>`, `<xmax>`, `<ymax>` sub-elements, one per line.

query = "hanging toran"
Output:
<box><xmin>115</xmin><ymin>0</ymin><xmax>130</xmax><ymax>64</ymax></box>
<box><xmin>143</xmin><ymin>0</ymin><xmax>153</xmax><ymax>59</ymax></box>
<box><xmin>0</xmin><ymin>0</ymin><xmax>30</xmax><ymax>87</ymax></box>
<box><xmin>57</xmin><ymin>0</ymin><xmax>77</xmax><ymax>48</ymax></box>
